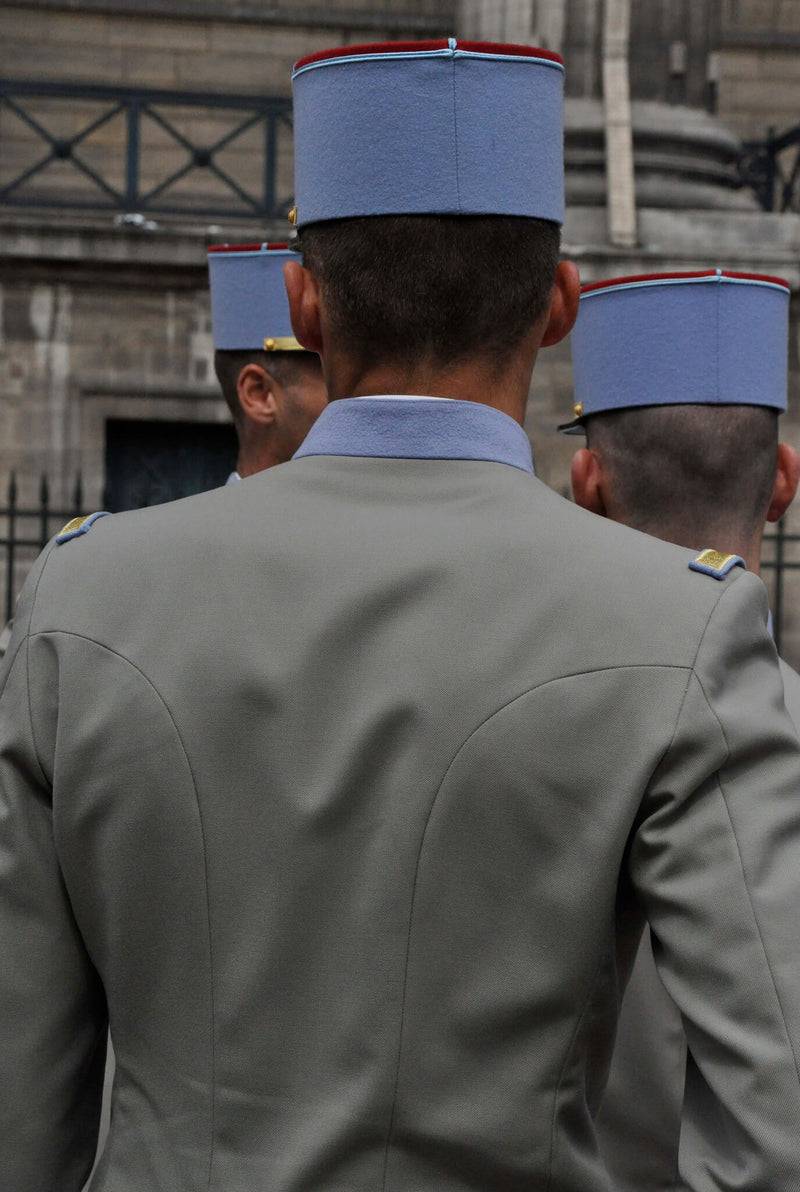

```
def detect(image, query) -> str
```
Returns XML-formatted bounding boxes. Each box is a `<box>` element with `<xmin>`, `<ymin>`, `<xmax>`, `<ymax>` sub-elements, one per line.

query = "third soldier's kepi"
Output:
<box><xmin>560</xmin><ymin>269</ymin><xmax>791</xmax><ymax>433</ymax></box>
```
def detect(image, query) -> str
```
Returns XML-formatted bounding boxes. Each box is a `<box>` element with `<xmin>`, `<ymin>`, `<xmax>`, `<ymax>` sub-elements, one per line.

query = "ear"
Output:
<box><xmin>283</xmin><ymin>260</ymin><xmax>323</xmax><ymax>355</ymax></box>
<box><xmin>571</xmin><ymin>445</ymin><xmax>608</xmax><ymax>517</ymax></box>
<box><xmin>540</xmin><ymin>260</ymin><xmax>581</xmax><ymax>348</ymax></box>
<box><xmin>767</xmin><ymin>442</ymin><xmax>800</xmax><ymax>522</ymax></box>
<box><xmin>237</xmin><ymin>363</ymin><xmax>278</xmax><ymax>425</ymax></box>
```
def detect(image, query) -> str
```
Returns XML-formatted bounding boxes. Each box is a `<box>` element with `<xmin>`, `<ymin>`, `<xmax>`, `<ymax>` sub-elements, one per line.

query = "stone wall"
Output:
<box><xmin>0</xmin><ymin>2</ymin><xmax>455</xmax><ymax>95</ymax></box>
<box><xmin>0</xmin><ymin>223</ymin><xmax>223</xmax><ymax>509</ymax></box>
<box><xmin>717</xmin><ymin>46</ymin><xmax>800</xmax><ymax>140</ymax></box>
<box><xmin>0</xmin><ymin>0</ymin><xmax>457</xmax><ymax>513</ymax></box>
<box><xmin>716</xmin><ymin>0</ymin><xmax>800</xmax><ymax>140</ymax></box>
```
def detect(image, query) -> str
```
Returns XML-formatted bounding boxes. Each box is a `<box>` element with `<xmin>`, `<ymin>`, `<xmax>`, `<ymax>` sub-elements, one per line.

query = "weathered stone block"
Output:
<box><xmin>778</xmin><ymin>1</ymin><xmax>800</xmax><ymax>33</ymax></box>
<box><xmin>0</xmin><ymin>40</ymin><xmax>126</xmax><ymax>82</ymax></box>
<box><xmin>174</xmin><ymin>49</ymin><xmax>264</xmax><ymax>90</ymax></box>
<box><xmin>0</xmin><ymin>6</ymin><xmax>52</xmax><ymax>44</ymax></box>
<box><xmin>122</xmin><ymin>48</ymin><xmax>180</xmax><ymax>87</ymax></box>
<box><xmin>108</xmin><ymin>17</ymin><xmax>210</xmax><ymax>52</ymax></box>
<box><xmin>40</xmin><ymin>11</ymin><xmax>111</xmax><ymax>47</ymax></box>
<box><xmin>717</xmin><ymin>49</ymin><xmax>763</xmax><ymax>81</ymax></box>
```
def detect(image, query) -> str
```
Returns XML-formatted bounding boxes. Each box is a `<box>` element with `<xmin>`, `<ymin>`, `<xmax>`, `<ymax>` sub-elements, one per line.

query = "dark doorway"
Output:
<box><xmin>104</xmin><ymin>419</ymin><xmax>237</xmax><ymax>513</ymax></box>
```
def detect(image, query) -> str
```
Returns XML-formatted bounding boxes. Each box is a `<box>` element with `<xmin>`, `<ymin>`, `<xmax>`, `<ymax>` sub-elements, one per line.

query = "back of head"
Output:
<box><xmin>299</xmin><ymin>215</ymin><xmax>560</xmax><ymax>372</ymax></box>
<box><xmin>566</xmin><ymin>270</ymin><xmax>791</xmax><ymax>554</ymax></box>
<box><xmin>586</xmin><ymin>403</ymin><xmax>779</xmax><ymax>546</ymax></box>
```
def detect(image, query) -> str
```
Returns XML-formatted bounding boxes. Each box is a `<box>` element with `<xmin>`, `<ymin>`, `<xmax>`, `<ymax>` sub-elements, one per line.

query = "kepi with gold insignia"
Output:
<box><xmin>207</xmin><ymin>243</ymin><xmax>304</xmax><ymax>353</ymax></box>
<box><xmin>560</xmin><ymin>269</ymin><xmax>791</xmax><ymax>433</ymax></box>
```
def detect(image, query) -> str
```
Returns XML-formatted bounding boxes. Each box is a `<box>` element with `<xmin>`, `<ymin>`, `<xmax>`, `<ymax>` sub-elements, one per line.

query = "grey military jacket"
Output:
<box><xmin>596</xmin><ymin>656</ymin><xmax>800</xmax><ymax>1192</ymax></box>
<box><xmin>2</xmin><ymin>398</ymin><xmax>800</xmax><ymax>1192</ymax></box>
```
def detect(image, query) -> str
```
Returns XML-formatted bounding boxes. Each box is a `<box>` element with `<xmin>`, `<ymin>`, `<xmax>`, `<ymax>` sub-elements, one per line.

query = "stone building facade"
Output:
<box><xmin>1</xmin><ymin>0</ymin><xmax>800</xmax><ymax>652</ymax></box>
<box><xmin>0</xmin><ymin>1</ymin><xmax>458</xmax><ymax>517</ymax></box>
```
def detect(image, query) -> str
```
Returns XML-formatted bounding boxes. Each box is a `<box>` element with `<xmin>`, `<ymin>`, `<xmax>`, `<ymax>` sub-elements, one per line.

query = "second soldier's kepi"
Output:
<box><xmin>207</xmin><ymin>242</ymin><xmax>303</xmax><ymax>352</ymax></box>
<box><xmin>207</xmin><ymin>242</ymin><xmax>327</xmax><ymax>480</ymax></box>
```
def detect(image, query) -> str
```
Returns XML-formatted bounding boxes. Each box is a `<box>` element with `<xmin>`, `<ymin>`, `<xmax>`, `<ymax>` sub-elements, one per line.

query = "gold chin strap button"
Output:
<box><xmin>573</xmin><ymin>402</ymin><xmax>583</xmax><ymax>418</ymax></box>
<box><xmin>263</xmin><ymin>336</ymin><xmax>303</xmax><ymax>351</ymax></box>
<box><xmin>288</xmin><ymin>206</ymin><xmax>297</xmax><ymax>226</ymax></box>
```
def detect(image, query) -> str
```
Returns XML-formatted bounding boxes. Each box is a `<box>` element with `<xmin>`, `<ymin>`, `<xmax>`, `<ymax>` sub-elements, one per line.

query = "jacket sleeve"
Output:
<box><xmin>0</xmin><ymin>551</ymin><xmax>108</xmax><ymax>1192</ymax></box>
<box><xmin>630</xmin><ymin>570</ymin><xmax>800</xmax><ymax>1192</ymax></box>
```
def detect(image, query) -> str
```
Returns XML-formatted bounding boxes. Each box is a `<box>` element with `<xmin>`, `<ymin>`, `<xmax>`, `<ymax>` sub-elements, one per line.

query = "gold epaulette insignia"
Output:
<box><xmin>688</xmin><ymin>549</ymin><xmax>746</xmax><ymax>580</ymax></box>
<box><xmin>59</xmin><ymin>516</ymin><xmax>89</xmax><ymax>538</ymax></box>
<box><xmin>56</xmin><ymin>511</ymin><xmax>111</xmax><ymax>545</ymax></box>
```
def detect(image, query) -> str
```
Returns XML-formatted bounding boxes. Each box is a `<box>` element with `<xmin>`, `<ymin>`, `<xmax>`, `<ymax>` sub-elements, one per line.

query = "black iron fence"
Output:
<box><xmin>1</xmin><ymin>472</ymin><xmax>87</xmax><ymax>623</ymax></box>
<box><xmin>2</xmin><ymin>472</ymin><xmax>799</xmax><ymax>655</ymax></box>
<box><xmin>739</xmin><ymin>123</ymin><xmax>800</xmax><ymax>213</ymax></box>
<box><xmin>0</xmin><ymin>79</ymin><xmax>294</xmax><ymax>221</ymax></box>
<box><xmin>760</xmin><ymin>517</ymin><xmax>799</xmax><ymax>655</ymax></box>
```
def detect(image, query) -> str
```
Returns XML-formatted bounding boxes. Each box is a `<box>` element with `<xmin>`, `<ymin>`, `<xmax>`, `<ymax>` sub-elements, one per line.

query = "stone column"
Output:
<box><xmin>602</xmin><ymin>0</ymin><xmax>638</xmax><ymax>246</ymax></box>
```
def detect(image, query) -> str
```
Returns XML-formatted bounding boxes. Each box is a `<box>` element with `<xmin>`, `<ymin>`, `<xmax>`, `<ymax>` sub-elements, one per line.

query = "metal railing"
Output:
<box><xmin>0</xmin><ymin>79</ymin><xmax>294</xmax><ymax>220</ymax></box>
<box><xmin>739</xmin><ymin>123</ymin><xmax>800</xmax><ymax>213</ymax></box>
<box><xmin>761</xmin><ymin>517</ymin><xmax>800</xmax><ymax>654</ymax></box>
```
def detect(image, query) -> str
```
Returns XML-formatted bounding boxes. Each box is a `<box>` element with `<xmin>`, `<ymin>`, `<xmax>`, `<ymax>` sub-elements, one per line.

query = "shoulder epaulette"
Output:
<box><xmin>688</xmin><ymin>549</ymin><xmax>746</xmax><ymax>580</ymax></box>
<box><xmin>56</xmin><ymin>511</ymin><xmax>111</xmax><ymax>545</ymax></box>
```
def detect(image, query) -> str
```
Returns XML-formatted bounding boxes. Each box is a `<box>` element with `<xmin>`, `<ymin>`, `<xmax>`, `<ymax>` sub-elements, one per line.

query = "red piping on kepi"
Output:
<box><xmin>294</xmin><ymin>40</ymin><xmax>563</xmax><ymax>71</ymax></box>
<box><xmin>207</xmin><ymin>243</ymin><xmax>288</xmax><ymax>254</ymax></box>
<box><xmin>581</xmin><ymin>270</ymin><xmax>790</xmax><ymax>294</ymax></box>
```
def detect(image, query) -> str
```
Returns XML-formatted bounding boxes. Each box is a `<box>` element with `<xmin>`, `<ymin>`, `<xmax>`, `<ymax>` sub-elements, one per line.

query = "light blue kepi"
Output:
<box><xmin>560</xmin><ymin>269</ymin><xmax>791</xmax><ymax>433</ymax></box>
<box><xmin>207</xmin><ymin>242</ymin><xmax>303</xmax><ymax>352</ymax></box>
<box><xmin>290</xmin><ymin>38</ymin><xmax>565</xmax><ymax>226</ymax></box>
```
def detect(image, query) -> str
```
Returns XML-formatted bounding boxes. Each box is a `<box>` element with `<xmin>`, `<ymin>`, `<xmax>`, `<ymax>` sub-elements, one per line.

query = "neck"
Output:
<box><xmin>625</xmin><ymin>516</ymin><xmax>764</xmax><ymax>576</ymax></box>
<box><xmin>237</xmin><ymin>445</ymin><xmax>282</xmax><ymax>477</ymax></box>
<box><xmin>678</xmin><ymin>526</ymin><xmax>762</xmax><ymax>576</ymax></box>
<box><xmin>740</xmin><ymin>534</ymin><xmax>764</xmax><ymax>577</ymax></box>
<box><xmin>321</xmin><ymin>336</ymin><xmax>540</xmax><ymax>429</ymax></box>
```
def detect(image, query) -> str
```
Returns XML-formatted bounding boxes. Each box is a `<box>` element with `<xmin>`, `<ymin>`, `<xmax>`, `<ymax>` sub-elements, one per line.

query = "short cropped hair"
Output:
<box><xmin>299</xmin><ymin>215</ymin><xmax>560</xmax><ymax>371</ymax></box>
<box><xmin>214</xmin><ymin>349</ymin><xmax>320</xmax><ymax>424</ymax></box>
<box><xmin>586</xmin><ymin>404</ymin><xmax>779</xmax><ymax>544</ymax></box>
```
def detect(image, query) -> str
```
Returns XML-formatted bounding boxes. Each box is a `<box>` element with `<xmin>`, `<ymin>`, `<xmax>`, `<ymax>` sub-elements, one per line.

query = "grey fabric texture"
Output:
<box><xmin>595</xmin><ymin>655</ymin><xmax>800</xmax><ymax>1192</ymax></box>
<box><xmin>595</xmin><ymin>930</ymin><xmax>686</xmax><ymax>1190</ymax></box>
<box><xmin>2</xmin><ymin>455</ymin><xmax>800</xmax><ymax>1191</ymax></box>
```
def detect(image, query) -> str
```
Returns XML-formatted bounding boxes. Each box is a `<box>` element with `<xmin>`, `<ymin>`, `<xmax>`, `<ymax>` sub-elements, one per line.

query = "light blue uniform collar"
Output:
<box><xmin>293</xmin><ymin>396</ymin><xmax>534</xmax><ymax>474</ymax></box>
